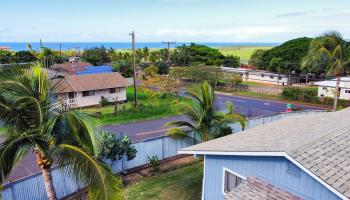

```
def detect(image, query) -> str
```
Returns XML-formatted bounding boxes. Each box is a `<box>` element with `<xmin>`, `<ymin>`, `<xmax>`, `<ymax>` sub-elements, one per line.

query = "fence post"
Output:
<box><xmin>161</xmin><ymin>136</ymin><xmax>165</xmax><ymax>160</ymax></box>
<box><xmin>10</xmin><ymin>184</ymin><xmax>16</xmax><ymax>200</ymax></box>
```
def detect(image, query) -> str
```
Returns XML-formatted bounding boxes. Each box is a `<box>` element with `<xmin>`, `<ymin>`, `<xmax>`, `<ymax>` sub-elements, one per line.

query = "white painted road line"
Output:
<box><xmin>216</xmin><ymin>96</ymin><xmax>246</xmax><ymax>102</ymax></box>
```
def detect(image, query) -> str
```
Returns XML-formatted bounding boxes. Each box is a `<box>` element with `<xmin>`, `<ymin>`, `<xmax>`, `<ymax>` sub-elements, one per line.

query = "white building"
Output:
<box><xmin>314</xmin><ymin>77</ymin><xmax>350</xmax><ymax>100</ymax></box>
<box><xmin>221</xmin><ymin>67</ymin><xmax>297</xmax><ymax>86</ymax></box>
<box><xmin>53</xmin><ymin>72</ymin><xmax>128</xmax><ymax>108</ymax></box>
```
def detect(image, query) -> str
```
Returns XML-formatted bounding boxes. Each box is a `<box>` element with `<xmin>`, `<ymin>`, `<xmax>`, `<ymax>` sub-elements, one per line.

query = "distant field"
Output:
<box><xmin>217</xmin><ymin>46</ymin><xmax>273</xmax><ymax>63</ymax></box>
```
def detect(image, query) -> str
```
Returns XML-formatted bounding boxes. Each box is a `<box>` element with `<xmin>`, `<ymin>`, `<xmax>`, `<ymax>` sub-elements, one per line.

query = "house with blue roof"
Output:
<box><xmin>179</xmin><ymin>109</ymin><xmax>350</xmax><ymax>200</ymax></box>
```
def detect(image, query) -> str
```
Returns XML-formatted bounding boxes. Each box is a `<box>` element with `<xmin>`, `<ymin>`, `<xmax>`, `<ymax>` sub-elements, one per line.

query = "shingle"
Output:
<box><xmin>224</xmin><ymin>177</ymin><xmax>303</xmax><ymax>200</ymax></box>
<box><xmin>181</xmin><ymin>108</ymin><xmax>350</xmax><ymax>198</ymax></box>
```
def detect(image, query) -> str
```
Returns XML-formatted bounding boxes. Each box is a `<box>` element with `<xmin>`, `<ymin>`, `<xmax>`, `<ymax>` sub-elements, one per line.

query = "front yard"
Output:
<box><xmin>123</xmin><ymin>162</ymin><xmax>203</xmax><ymax>200</ymax></box>
<box><xmin>84</xmin><ymin>87</ymin><xmax>191</xmax><ymax>125</ymax></box>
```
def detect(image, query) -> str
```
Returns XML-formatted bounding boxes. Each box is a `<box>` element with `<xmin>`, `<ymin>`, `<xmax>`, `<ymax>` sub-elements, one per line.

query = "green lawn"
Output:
<box><xmin>123</xmin><ymin>162</ymin><xmax>203</xmax><ymax>200</ymax></box>
<box><xmin>217</xmin><ymin>46</ymin><xmax>272</xmax><ymax>62</ymax></box>
<box><xmin>84</xmin><ymin>87</ymin><xmax>191</xmax><ymax>125</ymax></box>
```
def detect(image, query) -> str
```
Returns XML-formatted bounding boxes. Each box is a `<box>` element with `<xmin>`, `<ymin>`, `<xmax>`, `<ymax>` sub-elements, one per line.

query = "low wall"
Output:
<box><xmin>1</xmin><ymin>110</ymin><xmax>326</xmax><ymax>200</ymax></box>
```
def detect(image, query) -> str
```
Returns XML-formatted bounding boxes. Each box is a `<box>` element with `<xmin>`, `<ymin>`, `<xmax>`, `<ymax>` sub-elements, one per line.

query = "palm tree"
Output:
<box><xmin>0</xmin><ymin>62</ymin><xmax>121</xmax><ymax>200</ymax></box>
<box><xmin>165</xmin><ymin>81</ymin><xmax>246</xmax><ymax>142</ymax></box>
<box><xmin>302</xmin><ymin>31</ymin><xmax>350</xmax><ymax>111</ymax></box>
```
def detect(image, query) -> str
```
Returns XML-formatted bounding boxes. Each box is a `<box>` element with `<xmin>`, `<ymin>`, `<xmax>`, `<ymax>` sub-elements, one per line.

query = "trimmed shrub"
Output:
<box><xmin>282</xmin><ymin>87</ymin><xmax>319</xmax><ymax>103</ymax></box>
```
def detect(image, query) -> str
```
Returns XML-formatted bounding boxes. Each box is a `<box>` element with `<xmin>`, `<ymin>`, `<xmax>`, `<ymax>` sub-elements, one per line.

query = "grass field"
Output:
<box><xmin>84</xmin><ymin>87</ymin><xmax>191</xmax><ymax>125</ymax></box>
<box><xmin>123</xmin><ymin>162</ymin><xmax>203</xmax><ymax>200</ymax></box>
<box><xmin>217</xmin><ymin>46</ymin><xmax>273</xmax><ymax>62</ymax></box>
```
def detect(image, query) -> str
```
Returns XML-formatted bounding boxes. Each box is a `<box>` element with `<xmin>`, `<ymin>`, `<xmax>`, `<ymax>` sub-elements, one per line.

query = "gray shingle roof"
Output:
<box><xmin>180</xmin><ymin>108</ymin><xmax>350</xmax><ymax>198</ymax></box>
<box><xmin>224</xmin><ymin>177</ymin><xmax>303</xmax><ymax>200</ymax></box>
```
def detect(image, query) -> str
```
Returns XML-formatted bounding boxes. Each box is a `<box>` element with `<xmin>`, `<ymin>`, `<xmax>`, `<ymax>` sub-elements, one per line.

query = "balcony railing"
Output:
<box><xmin>64</xmin><ymin>98</ymin><xmax>78</xmax><ymax>108</ymax></box>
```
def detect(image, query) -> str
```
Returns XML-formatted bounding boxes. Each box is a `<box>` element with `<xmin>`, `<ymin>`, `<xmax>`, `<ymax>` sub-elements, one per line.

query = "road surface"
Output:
<box><xmin>103</xmin><ymin>93</ymin><xmax>325</xmax><ymax>142</ymax></box>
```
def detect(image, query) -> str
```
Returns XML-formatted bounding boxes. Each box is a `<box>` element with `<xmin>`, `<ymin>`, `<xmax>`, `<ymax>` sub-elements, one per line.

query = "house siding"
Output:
<box><xmin>318</xmin><ymin>86</ymin><xmax>350</xmax><ymax>100</ymax></box>
<box><xmin>203</xmin><ymin>155</ymin><xmax>340</xmax><ymax>200</ymax></box>
<box><xmin>59</xmin><ymin>88</ymin><xmax>126</xmax><ymax>108</ymax></box>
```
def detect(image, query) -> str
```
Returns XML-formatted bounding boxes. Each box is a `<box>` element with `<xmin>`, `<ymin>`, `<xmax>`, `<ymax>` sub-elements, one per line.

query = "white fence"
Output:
<box><xmin>1</xmin><ymin>110</ymin><xmax>326</xmax><ymax>200</ymax></box>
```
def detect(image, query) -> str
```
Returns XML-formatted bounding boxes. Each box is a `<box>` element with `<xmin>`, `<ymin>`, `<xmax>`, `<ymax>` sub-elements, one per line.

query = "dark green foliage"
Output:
<box><xmin>248</xmin><ymin>49</ymin><xmax>266</xmax><ymax>69</ymax></box>
<box><xmin>99</xmin><ymin>131</ymin><xmax>137</xmax><ymax>166</ymax></box>
<box><xmin>0</xmin><ymin>50</ymin><xmax>12</xmax><ymax>64</ymax></box>
<box><xmin>81</xmin><ymin>46</ymin><xmax>110</xmax><ymax>66</ymax></box>
<box><xmin>282</xmin><ymin>87</ymin><xmax>319</xmax><ymax>103</ymax></box>
<box><xmin>148</xmin><ymin>155</ymin><xmax>160</xmax><ymax>172</ymax></box>
<box><xmin>268</xmin><ymin>57</ymin><xmax>284</xmax><ymax>73</ymax></box>
<box><xmin>37</xmin><ymin>47</ymin><xmax>67</xmax><ymax>63</ymax></box>
<box><xmin>156</xmin><ymin>61</ymin><xmax>169</xmax><ymax>74</ymax></box>
<box><xmin>173</xmin><ymin>43</ymin><xmax>225</xmax><ymax>66</ymax></box>
<box><xmin>319</xmin><ymin>97</ymin><xmax>350</xmax><ymax>108</ymax></box>
<box><xmin>213</xmin><ymin>125</ymin><xmax>233</xmax><ymax>139</ymax></box>
<box><xmin>223</xmin><ymin>55</ymin><xmax>240</xmax><ymax>68</ymax></box>
<box><xmin>262</xmin><ymin>37</ymin><xmax>312</xmax><ymax>72</ymax></box>
<box><xmin>14</xmin><ymin>51</ymin><xmax>37</xmax><ymax>63</ymax></box>
<box><xmin>112</xmin><ymin>61</ymin><xmax>133</xmax><ymax>78</ymax></box>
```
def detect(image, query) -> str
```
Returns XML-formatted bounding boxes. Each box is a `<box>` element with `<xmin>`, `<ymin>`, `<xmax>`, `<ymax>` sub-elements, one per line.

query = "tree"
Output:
<box><xmin>81</xmin><ymin>46</ymin><xmax>111</xmax><ymax>66</ymax></box>
<box><xmin>98</xmin><ymin>131</ymin><xmax>137</xmax><ymax>169</ymax></box>
<box><xmin>14</xmin><ymin>50</ymin><xmax>37</xmax><ymax>63</ymax></box>
<box><xmin>224</xmin><ymin>73</ymin><xmax>242</xmax><ymax>91</ymax></box>
<box><xmin>143</xmin><ymin>65</ymin><xmax>159</xmax><ymax>77</ymax></box>
<box><xmin>0</xmin><ymin>50</ymin><xmax>12</xmax><ymax>64</ymax></box>
<box><xmin>0</xmin><ymin>62</ymin><xmax>121</xmax><ymax>200</ymax></box>
<box><xmin>249</xmin><ymin>49</ymin><xmax>266</xmax><ymax>69</ymax></box>
<box><xmin>261</xmin><ymin>37</ymin><xmax>312</xmax><ymax>72</ymax></box>
<box><xmin>223</xmin><ymin>55</ymin><xmax>240</xmax><ymax>68</ymax></box>
<box><xmin>165</xmin><ymin>81</ymin><xmax>246</xmax><ymax>142</ymax></box>
<box><xmin>173</xmin><ymin>43</ymin><xmax>225</xmax><ymax>66</ymax></box>
<box><xmin>302</xmin><ymin>31</ymin><xmax>350</xmax><ymax>111</ymax></box>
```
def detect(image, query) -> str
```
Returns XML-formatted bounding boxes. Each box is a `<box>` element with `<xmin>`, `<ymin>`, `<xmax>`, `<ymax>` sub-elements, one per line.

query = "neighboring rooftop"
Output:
<box><xmin>224</xmin><ymin>177</ymin><xmax>303</xmax><ymax>200</ymax></box>
<box><xmin>314</xmin><ymin>77</ymin><xmax>350</xmax><ymax>88</ymax></box>
<box><xmin>52</xmin><ymin>62</ymin><xmax>93</xmax><ymax>75</ymax></box>
<box><xmin>54</xmin><ymin>72</ymin><xmax>128</xmax><ymax>93</ymax></box>
<box><xmin>76</xmin><ymin>66</ymin><xmax>112</xmax><ymax>75</ymax></box>
<box><xmin>180</xmin><ymin>108</ymin><xmax>350</xmax><ymax>198</ymax></box>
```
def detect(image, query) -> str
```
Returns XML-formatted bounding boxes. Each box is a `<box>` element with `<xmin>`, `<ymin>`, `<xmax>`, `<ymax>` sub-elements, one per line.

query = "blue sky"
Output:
<box><xmin>1</xmin><ymin>0</ymin><xmax>349</xmax><ymax>42</ymax></box>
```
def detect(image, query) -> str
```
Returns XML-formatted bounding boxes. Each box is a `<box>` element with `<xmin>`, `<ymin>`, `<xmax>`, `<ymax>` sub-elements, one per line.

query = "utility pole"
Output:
<box><xmin>58</xmin><ymin>43</ymin><xmax>62</xmax><ymax>57</ymax></box>
<box><xmin>162</xmin><ymin>41</ymin><xmax>176</xmax><ymax>65</ymax></box>
<box><xmin>130</xmin><ymin>31</ymin><xmax>138</xmax><ymax>107</ymax></box>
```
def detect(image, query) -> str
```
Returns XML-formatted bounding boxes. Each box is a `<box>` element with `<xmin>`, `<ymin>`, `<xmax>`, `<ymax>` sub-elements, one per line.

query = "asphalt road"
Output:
<box><xmin>4</xmin><ymin>93</ymin><xmax>324</xmax><ymax>183</ymax></box>
<box><xmin>102</xmin><ymin>93</ymin><xmax>325</xmax><ymax>142</ymax></box>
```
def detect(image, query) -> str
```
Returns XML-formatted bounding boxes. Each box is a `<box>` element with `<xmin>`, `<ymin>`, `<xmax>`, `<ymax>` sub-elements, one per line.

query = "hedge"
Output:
<box><xmin>282</xmin><ymin>86</ymin><xmax>350</xmax><ymax>107</ymax></box>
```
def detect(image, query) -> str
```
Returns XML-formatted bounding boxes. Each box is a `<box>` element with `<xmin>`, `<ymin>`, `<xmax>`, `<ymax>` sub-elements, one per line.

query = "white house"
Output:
<box><xmin>314</xmin><ymin>77</ymin><xmax>350</xmax><ymax>100</ymax></box>
<box><xmin>53</xmin><ymin>72</ymin><xmax>128</xmax><ymax>108</ymax></box>
<box><xmin>221</xmin><ymin>67</ymin><xmax>298</xmax><ymax>86</ymax></box>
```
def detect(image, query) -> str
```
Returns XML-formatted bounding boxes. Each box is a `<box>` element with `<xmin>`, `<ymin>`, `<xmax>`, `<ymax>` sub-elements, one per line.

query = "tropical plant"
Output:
<box><xmin>81</xmin><ymin>46</ymin><xmax>111</xmax><ymax>66</ymax></box>
<box><xmin>0</xmin><ymin>62</ymin><xmax>121</xmax><ymax>200</ymax></box>
<box><xmin>147</xmin><ymin>155</ymin><xmax>160</xmax><ymax>173</ymax></box>
<box><xmin>98</xmin><ymin>131</ymin><xmax>137</xmax><ymax>169</ymax></box>
<box><xmin>165</xmin><ymin>81</ymin><xmax>246</xmax><ymax>142</ymax></box>
<box><xmin>302</xmin><ymin>31</ymin><xmax>350</xmax><ymax>111</ymax></box>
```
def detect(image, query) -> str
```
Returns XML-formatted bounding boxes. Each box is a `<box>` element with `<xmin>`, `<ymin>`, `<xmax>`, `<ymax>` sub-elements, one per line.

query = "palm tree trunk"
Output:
<box><xmin>333</xmin><ymin>76</ymin><xmax>341</xmax><ymax>111</ymax></box>
<box><xmin>33</xmin><ymin>148</ymin><xmax>58</xmax><ymax>200</ymax></box>
<box><xmin>42</xmin><ymin>167</ymin><xmax>58</xmax><ymax>200</ymax></box>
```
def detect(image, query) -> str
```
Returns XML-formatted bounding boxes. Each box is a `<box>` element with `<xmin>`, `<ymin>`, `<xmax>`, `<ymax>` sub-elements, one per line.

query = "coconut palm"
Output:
<box><xmin>302</xmin><ymin>31</ymin><xmax>350</xmax><ymax>111</ymax></box>
<box><xmin>0</xmin><ymin>62</ymin><xmax>121</xmax><ymax>200</ymax></box>
<box><xmin>165</xmin><ymin>81</ymin><xmax>246</xmax><ymax>142</ymax></box>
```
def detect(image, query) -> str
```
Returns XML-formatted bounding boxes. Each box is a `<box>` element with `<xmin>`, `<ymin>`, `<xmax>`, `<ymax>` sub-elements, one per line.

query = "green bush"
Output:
<box><xmin>320</xmin><ymin>97</ymin><xmax>350</xmax><ymax>107</ymax></box>
<box><xmin>282</xmin><ymin>87</ymin><xmax>350</xmax><ymax>107</ymax></box>
<box><xmin>282</xmin><ymin>87</ymin><xmax>319</xmax><ymax>103</ymax></box>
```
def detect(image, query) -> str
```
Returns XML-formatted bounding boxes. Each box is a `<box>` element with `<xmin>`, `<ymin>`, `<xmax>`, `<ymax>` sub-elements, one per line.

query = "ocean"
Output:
<box><xmin>0</xmin><ymin>42</ymin><xmax>278</xmax><ymax>51</ymax></box>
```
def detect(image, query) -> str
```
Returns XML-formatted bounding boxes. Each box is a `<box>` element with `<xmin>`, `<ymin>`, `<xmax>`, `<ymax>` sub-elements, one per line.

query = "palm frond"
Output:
<box><xmin>166</xmin><ymin>128</ymin><xmax>192</xmax><ymax>139</ymax></box>
<box><xmin>54</xmin><ymin>144</ymin><xmax>122</xmax><ymax>200</ymax></box>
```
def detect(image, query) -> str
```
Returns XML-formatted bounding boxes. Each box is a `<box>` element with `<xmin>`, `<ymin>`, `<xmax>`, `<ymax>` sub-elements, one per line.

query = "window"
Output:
<box><xmin>270</xmin><ymin>75</ymin><xmax>274</xmax><ymax>79</ymax></box>
<box><xmin>261</xmin><ymin>74</ymin><xmax>265</xmax><ymax>78</ymax></box>
<box><xmin>223</xmin><ymin>168</ymin><xmax>245</xmax><ymax>195</ymax></box>
<box><xmin>322</xmin><ymin>86</ymin><xmax>327</xmax><ymax>90</ymax></box>
<box><xmin>109</xmin><ymin>88</ymin><xmax>121</xmax><ymax>94</ymax></box>
<box><xmin>345</xmin><ymin>90</ymin><xmax>350</xmax><ymax>94</ymax></box>
<box><xmin>82</xmin><ymin>90</ymin><xmax>95</xmax><ymax>97</ymax></box>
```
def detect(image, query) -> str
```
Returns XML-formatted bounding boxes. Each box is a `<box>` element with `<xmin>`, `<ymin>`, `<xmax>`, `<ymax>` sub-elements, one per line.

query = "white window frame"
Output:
<box><xmin>222</xmin><ymin>167</ymin><xmax>246</xmax><ymax>196</ymax></box>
